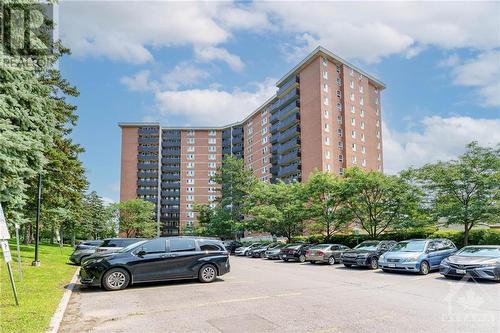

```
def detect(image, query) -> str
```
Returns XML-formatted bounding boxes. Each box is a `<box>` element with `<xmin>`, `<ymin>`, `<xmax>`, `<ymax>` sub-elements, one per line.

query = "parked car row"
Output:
<box><xmin>75</xmin><ymin>237</ymin><xmax>230</xmax><ymax>291</ymax></box>
<box><xmin>234</xmin><ymin>239</ymin><xmax>500</xmax><ymax>281</ymax></box>
<box><xmin>70</xmin><ymin>238</ymin><xmax>145</xmax><ymax>265</ymax></box>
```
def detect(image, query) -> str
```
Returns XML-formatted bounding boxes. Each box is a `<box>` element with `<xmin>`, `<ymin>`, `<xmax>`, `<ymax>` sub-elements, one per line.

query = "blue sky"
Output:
<box><xmin>57</xmin><ymin>1</ymin><xmax>500</xmax><ymax>203</ymax></box>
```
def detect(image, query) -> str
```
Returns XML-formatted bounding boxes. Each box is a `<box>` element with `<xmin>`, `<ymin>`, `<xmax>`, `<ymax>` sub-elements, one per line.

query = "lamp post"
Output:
<box><xmin>32</xmin><ymin>173</ymin><xmax>42</xmax><ymax>267</ymax></box>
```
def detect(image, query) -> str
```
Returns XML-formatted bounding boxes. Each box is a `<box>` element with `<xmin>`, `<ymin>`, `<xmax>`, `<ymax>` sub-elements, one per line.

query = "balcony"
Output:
<box><xmin>279</xmin><ymin>149</ymin><xmax>301</xmax><ymax>166</ymax></box>
<box><xmin>137</xmin><ymin>188</ymin><xmax>158</xmax><ymax>196</ymax></box>
<box><xmin>232</xmin><ymin>127</ymin><xmax>243</xmax><ymax>136</ymax></box>
<box><xmin>278</xmin><ymin>112</ymin><xmax>300</xmax><ymax>132</ymax></box>
<box><xmin>278</xmin><ymin>100</ymin><xmax>300</xmax><ymax>120</ymax></box>
<box><xmin>162</xmin><ymin>157</ymin><xmax>180</xmax><ymax>164</ymax></box>
<box><xmin>161</xmin><ymin>207</ymin><xmax>180</xmax><ymax>214</ymax></box>
<box><xmin>271</xmin><ymin>144</ymin><xmax>279</xmax><ymax>154</ymax></box>
<box><xmin>222</xmin><ymin>138</ymin><xmax>231</xmax><ymax>146</ymax></box>
<box><xmin>222</xmin><ymin>147</ymin><xmax>232</xmax><ymax>155</ymax></box>
<box><xmin>270</xmin><ymin>165</ymin><xmax>279</xmax><ymax>175</ymax></box>
<box><xmin>161</xmin><ymin>148</ymin><xmax>180</xmax><ymax>155</ymax></box>
<box><xmin>232</xmin><ymin>136</ymin><xmax>243</xmax><ymax>145</ymax></box>
<box><xmin>138</xmin><ymin>145</ymin><xmax>158</xmax><ymax>152</ymax></box>
<box><xmin>138</xmin><ymin>171</ymin><xmax>158</xmax><ymax>178</ymax></box>
<box><xmin>222</xmin><ymin>129</ymin><xmax>232</xmax><ymax>139</ymax></box>
<box><xmin>137</xmin><ymin>154</ymin><xmax>158</xmax><ymax>161</ymax></box>
<box><xmin>278</xmin><ymin>163</ymin><xmax>301</xmax><ymax>178</ymax></box>
<box><xmin>162</xmin><ymin>140</ymin><xmax>181</xmax><ymax>147</ymax></box>
<box><xmin>143</xmin><ymin>197</ymin><xmax>157</xmax><ymax>204</ymax></box>
<box><xmin>161</xmin><ymin>190</ymin><xmax>179</xmax><ymax>196</ymax></box>
<box><xmin>232</xmin><ymin>144</ymin><xmax>243</xmax><ymax>153</ymax></box>
<box><xmin>279</xmin><ymin>88</ymin><xmax>299</xmax><ymax>109</ymax></box>
<box><xmin>137</xmin><ymin>180</ymin><xmax>158</xmax><ymax>187</ymax></box>
<box><xmin>161</xmin><ymin>198</ymin><xmax>180</xmax><ymax>205</ymax></box>
<box><xmin>270</xmin><ymin>110</ymin><xmax>280</xmax><ymax>124</ymax></box>
<box><xmin>270</xmin><ymin>121</ymin><xmax>280</xmax><ymax>134</ymax></box>
<box><xmin>138</xmin><ymin>128</ymin><xmax>159</xmax><ymax>135</ymax></box>
<box><xmin>162</xmin><ymin>182</ymin><xmax>180</xmax><ymax>189</ymax></box>
<box><xmin>278</xmin><ymin>125</ymin><xmax>300</xmax><ymax>143</ymax></box>
<box><xmin>138</xmin><ymin>137</ymin><xmax>158</xmax><ymax>144</ymax></box>
<box><xmin>278</xmin><ymin>137</ymin><xmax>301</xmax><ymax>154</ymax></box>
<box><xmin>161</xmin><ymin>165</ymin><xmax>179</xmax><ymax>172</ymax></box>
<box><xmin>277</xmin><ymin>75</ymin><xmax>299</xmax><ymax>96</ymax></box>
<box><xmin>270</xmin><ymin>133</ymin><xmax>279</xmax><ymax>144</ymax></box>
<box><xmin>161</xmin><ymin>173</ymin><xmax>180</xmax><ymax>180</ymax></box>
<box><xmin>137</xmin><ymin>163</ymin><xmax>158</xmax><ymax>170</ymax></box>
<box><xmin>162</xmin><ymin>130</ymin><xmax>181</xmax><ymax>138</ymax></box>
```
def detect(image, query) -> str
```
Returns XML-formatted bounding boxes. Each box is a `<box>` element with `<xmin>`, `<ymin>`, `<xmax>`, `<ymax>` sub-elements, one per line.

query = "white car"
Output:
<box><xmin>234</xmin><ymin>243</ymin><xmax>261</xmax><ymax>256</ymax></box>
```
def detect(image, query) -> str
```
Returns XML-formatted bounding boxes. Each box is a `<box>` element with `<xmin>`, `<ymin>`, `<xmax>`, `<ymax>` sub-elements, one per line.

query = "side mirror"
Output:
<box><xmin>137</xmin><ymin>250</ymin><xmax>146</xmax><ymax>257</ymax></box>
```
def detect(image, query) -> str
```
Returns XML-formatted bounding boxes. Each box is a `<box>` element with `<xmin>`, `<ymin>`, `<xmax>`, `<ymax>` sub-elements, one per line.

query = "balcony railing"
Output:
<box><xmin>137</xmin><ymin>163</ymin><xmax>158</xmax><ymax>170</ymax></box>
<box><xmin>138</xmin><ymin>128</ymin><xmax>159</xmax><ymax>135</ymax></box>
<box><xmin>161</xmin><ymin>148</ymin><xmax>180</xmax><ymax>155</ymax></box>
<box><xmin>161</xmin><ymin>190</ymin><xmax>179</xmax><ymax>197</ymax></box>
<box><xmin>232</xmin><ymin>136</ymin><xmax>243</xmax><ymax>145</ymax></box>
<box><xmin>138</xmin><ymin>171</ymin><xmax>158</xmax><ymax>178</ymax></box>
<box><xmin>270</xmin><ymin>121</ymin><xmax>280</xmax><ymax>134</ymax></box>
<box><xmin>278</xmin><ymin>125</ymin><xmax>300</xmax><ymax>143</ymax></box>
<box><xmin>138</xmin><ymin>137</ymin><xmax>158</xmax><ymax>144</ymax></box>
<box><xmin>162</xmin><ymin>157</ymin><xmax>180</xmax><ymax>164</ymax></box>
<box><xmin>162</xmin><ymin>183</ymin><xmax>180</xmax><ymax>189</ymax></box>
<box><xmin>161</xmin><ymin>165</ymin><xmax>179</xmax><ymax>172</ymax></box>
<box><xmin>279</xmin><ymin>149</ymin><xmax>301</xmax><ymax>166</ymax></box>
<box><xmin>161</xmin><ymin>207</ymin><xmax>180</xmax><ymax>214</ymax></box>
<box><xmin>277</xmin><ymin>75</ymin><xmax>299</xmax><ymax>96</ymax></box>
<box><xmin>270</xmin><ymin>133</ymin><xmax>279</xmax><ymax>144</ymax></box>
<box><xmin>138</xmin><ymin>154</ymin><xmax>158</xmax><ymax>161</ymax></box>
<box><xmin>278</xmin><ymin>112</ymin><xmax>300</xmax><ymax>132</ymax></box>
<box><xmin>278</xmin><ymin>100</ymin><xmax>300</xmax><ymax>120</ymax></box>
<box><xmin>161</xmin><ymin>174</ymin><xmax>180</xmax><ymax>180</ymax></box>
<box><xmin>232</xmin><ymin>144</ymin><xmax>243</xmax><ymax>153</ymax></box>
<box><xmin>137</xmin><ymin>188</ymin><xmax>158</xmax><ymax>196</ymax></box>
<box><xmin>278</xmin><ymin>163</ymin><xmax>301</xmax><ymax>178</ymax></box>
<box><xmin>137</xmin><ymin>180</ymin><xmax>158</xmax><ymax>187</ymax></box>
<box><xmin>161</xmin><ymin>198</ymin><xmax>180</xmax><ymax>205</ymax></box>
<box><xmin>278</xmin><ymin>137</ymin><xmax>301</xmax><ymax>154</ymax></box>
<box><xmin>162</xmin><ymin>140</ymin><xmax>181</xmax><ymax>147</ymax></box>
<box><xmin>278</xmin><ymin>88</ymin><xmax>299</xmax><ymax>109</ymax></box>
<box><xmin>138</xmin><ymin>145</ymin><xmax>159</xmax><ymax>152</ymax></box>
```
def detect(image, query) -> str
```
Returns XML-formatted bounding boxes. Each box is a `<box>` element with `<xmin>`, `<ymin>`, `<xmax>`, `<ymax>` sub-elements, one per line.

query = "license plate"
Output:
<box><xmin>456</xmin><ymin>269</ymin><xmax>466</xmax><ymax>274</ymax></box>
<box><xmin>388</xmin><ymin>264</ymin><xmax>396</xmax><ymax>268</ymax></box>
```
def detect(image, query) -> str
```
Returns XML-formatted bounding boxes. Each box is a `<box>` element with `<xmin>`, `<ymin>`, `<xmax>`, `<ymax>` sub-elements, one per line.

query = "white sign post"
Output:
<box><xmin>0</xmin><ymin>204</ymin><xmax>19</xmax><ymax>305</ymax></box>
<box><xmin>15</xmin><ymin>224</ymin><xmax>23</xmax><ymax>281</ymax></box>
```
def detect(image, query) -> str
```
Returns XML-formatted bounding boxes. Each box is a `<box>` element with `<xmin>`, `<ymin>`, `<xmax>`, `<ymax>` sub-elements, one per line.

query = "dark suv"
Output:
<box><xmin>280</xmin><ymin>243</ymin><xmax>312</xmax><ymax>263</ymax></box>
<box><xmin>341</xmin><ymin>240</ymin><xmax>397</xmax><ymax>269</ymax></box>
<box><xmin>80</xmin><ymin>237</ymin><xmax>230</xmax><ymax>291</ymax></box>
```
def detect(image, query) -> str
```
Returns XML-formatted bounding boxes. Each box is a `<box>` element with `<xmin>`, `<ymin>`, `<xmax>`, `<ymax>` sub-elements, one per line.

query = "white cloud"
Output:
<box><xmin>451</xmin><ymin>51</ymin><xmax>500</xmax><ymax>107</ymax></box>
<box><xmin>161</xmin><ymin>63</ymin><xmax>210</xmax><ymax>90</ymax></box>
<box><xmin>120</xmin><ymin>70</ymin><xmax>152</xmax><ymax>92</ymax></box>
<box><xmin>258</xmin><ymin>2</ymin><xmax>500</xmax><ymax>63</ymax></box>
<box><xmin>194</xmin><ymin>46</ymin><xmax>245</xmax><ymax>72</ymax></box>
<box><xmin>383</xmin><ymin>116</ymin><xmax>500</xmax><ymax>174</ymax></box>
<box><xmin>153</xmin><ymin>78</ymin><xmax>277</xmax><ymax>126</ymax></box>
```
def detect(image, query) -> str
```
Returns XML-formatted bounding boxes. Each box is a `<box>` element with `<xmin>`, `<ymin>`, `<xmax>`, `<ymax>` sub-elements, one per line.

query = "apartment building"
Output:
<box><xmin>119</xmin><ymin>46</ymin><xmax>385</xmax><ymax>235</ymax></box>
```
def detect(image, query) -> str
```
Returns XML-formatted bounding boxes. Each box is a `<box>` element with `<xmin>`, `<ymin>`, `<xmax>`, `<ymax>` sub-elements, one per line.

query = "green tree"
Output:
<box><xmin>303</xmin><ymin>172</ymin><xmax>351</xmax><ymax>241</ymax></box>
<box><xmin>113</xmin><ymin>199</ymin><xmax>156</xmax><ymax>238</ymax></box>
<box><xmin>410</xmin><ymin>142</ymin><xmax>500</xmax><ymax>246</ymax></box>
<box><xmin>343</xmin><ymin>168</ymin><xmax>422</xmax><ymax>238</ymax></box>
<box><xmin>79</xmin><ymin>191</ymin><xmax>115</xmax><ymax>240</ymax></box>
<box><xmin>247</xmin><ymin>181</ymin><xmax>308</xmax><ymax>242</ymax></box>
<box><xmin>192</xmin><ymin>204</ymin><xmax>237</xmax><ymax>239</ymax></box>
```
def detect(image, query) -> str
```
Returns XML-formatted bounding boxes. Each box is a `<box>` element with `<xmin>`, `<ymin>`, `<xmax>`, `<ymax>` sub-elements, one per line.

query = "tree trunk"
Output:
<box><xmin>464</xmin><ymin>222</ymin><xmax>469</xmax><ymax>247</ymax></box>
<box><xmin>50</xmin><ymin>225</ymin><xmax>54</xmax><ymax>244</ymax></box>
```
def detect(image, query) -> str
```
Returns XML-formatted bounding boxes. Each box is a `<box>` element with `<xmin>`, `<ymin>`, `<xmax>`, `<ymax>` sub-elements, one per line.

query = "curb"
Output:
<box><xmin>46</xmin><ymin>267</ymin><xmax>80</xmax><ymax>333</ymax></box>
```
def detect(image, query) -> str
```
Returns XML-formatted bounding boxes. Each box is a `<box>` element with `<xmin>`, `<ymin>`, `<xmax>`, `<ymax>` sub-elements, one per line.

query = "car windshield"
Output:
<box><xmin>391</xmin><ymin>240</ymin><xmax>427</xmax><ymax>252</ymax></box>
<box><xmin>354</xmin><ymin>242</ymin><xmax>379</xmax><ymax>251</ymax></box>
<box><xmin>457</xmin><ymin>247</ymin><xmax>500</xmax><ymax>258</ymax></box>
<box><xmin>284</xmin><ymin>244</ymin><xmax>301</xmax><ymax>249</ymax></box>
<box><xmin>118</xmin><ymin>240</ymin><xmax>147</xmax><ymax>253</ymax></box>
<box><xmin>311</xmin><ymin>244</ymin><xmax>331</xmax><ymax>249</ymax></box>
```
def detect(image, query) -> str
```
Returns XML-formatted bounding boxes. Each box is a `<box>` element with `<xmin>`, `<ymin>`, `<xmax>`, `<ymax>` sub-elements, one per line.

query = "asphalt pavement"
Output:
<box><xmin>59</xmin><ymin>256</ymin><xmax>500</xmax><ymax>333</ymax></box>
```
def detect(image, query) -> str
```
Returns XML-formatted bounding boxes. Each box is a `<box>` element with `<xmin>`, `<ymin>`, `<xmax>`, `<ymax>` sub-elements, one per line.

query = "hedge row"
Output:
<box><xmin>290</xmin><ymin>229</ymin><xmax>500</xmax><ymax>248</ymax></box>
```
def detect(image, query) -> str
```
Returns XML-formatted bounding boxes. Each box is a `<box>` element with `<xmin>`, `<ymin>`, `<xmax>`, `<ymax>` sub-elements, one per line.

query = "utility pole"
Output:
<box><xmin>32</xmin><ymin>173</ymin><xmax>42</xmax><ymax>266</ymax></box>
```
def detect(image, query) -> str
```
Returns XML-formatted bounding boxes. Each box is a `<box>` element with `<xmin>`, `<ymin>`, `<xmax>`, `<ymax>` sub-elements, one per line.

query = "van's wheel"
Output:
<box><xmin>260</xmin><ymin>252</ymin><xmax>266</xmax><ymax>258</ymax></box>
<box><xmin>369</xmin><ymin>257</ymin><xmax>379</xmax><ymax>270</ymax></box>
<box><xmin>344</xmin><ymin>264</ymin><xmax>352</xmax><ymax>268</ymax></box>
<box><xmin>298</xmin><ymin>255</ymin><xmax>306</xmax><ymax>263</ymax></box>
<box><xmin>102</xmin><ymin>268</ymin><xmax>130</xmax><ymax>291</ymax></box>
<box><xmin>419</xmin><ymin>261</ymin><xmax>430</xmax><ymax>275</ymax></box>
<box><xmin>199</xmin><ymin>264</ymin><xmax>217</xmax><ymax>283</ymax></box>
<box><xmin>328</xmin><ymin>256</ymin><xmax>336</xmax><ymax>265</ymax></box>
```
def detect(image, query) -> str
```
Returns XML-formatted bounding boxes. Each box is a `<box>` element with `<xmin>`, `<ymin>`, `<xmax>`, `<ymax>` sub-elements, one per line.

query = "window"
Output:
<box><xmin>199</xmin><ymin>242</ymin><xmax>223</xmax><ymax>252</ymax></box>
<box><xmin>187</xmin><ymin>130</ymin><xmax>195</xmax><ymax>137</ymax></box>
<box><xmin>378</xmin><ymin>153</ymin><xmax>381</xmax><ymax>161</ymax></box>
<box><xmin>352</xmin><ymin>143</ymin><xmax>357</xmax><ymax>151</ymax></box>
<box><xmin>187</xmin><ymin>162</ymin><xmax>195</xmax><ymax>169</ymax></box>
<box><xmin>338</xmin><ymin>141</ymin><xmax>343</xmax><ymax>148</ymax></box>
<box><xmin>169</xmin><ymin>239</ymin><xmax>196</xmax><ymax>252</ymax></box>
<box><xmin>360</xmin><ymin>109</ymin><xmax>365</xmax><ymax>118</ymax></box>
<box><xmin>351</xmin><ymin>118</ymin><xmax>355</xmax><ymax>126</ymax></box>
<box><xmin>187</xmin><ymin>146</ymin><xmax>195</xmax><ymax>152</ymax></box>
<box><xmin>351</xmin><ymin>105</ymin><xmax>355</xmax><ymax>113</ymax></box>
<box><xmin>336</xmin><ymin>90</ymin><xmax>341</xmax><ymax>98</ymax></box>
<box><xmin>377</xmin><ymin>142</ymin><xmax>381</xmax><ymax>150</ymax></box>
<box><xmin>350</xmin><ymin>68</ymin><xmax>354</xmax><ymax>76</ymax></box>
<box><xmin>350</xmin><ymin>93</ymin><xmax>355</xmax><ymax>101</ymax></box>
<box><xmin>352</xmin><ymin>156</ymin><xmax>357</xmax><ymax>164</ymax></box>
<box><xmin>359</xmin><ymin>86</ymin><xmax>364</xmax><ymax>94</ymax></box>
<box><xmin>208</xmin><ymin>170</ymin><xmax>216</xmax><ymax>177</ymax></box>
<box><xmin>376</xmin><ymin>120</ymin><xmax>380</xmax><ymax>127</ymax></box>
<box><xmin>208</xmin><ymin>138</ymin><xmax>216</xmax><ymax>144</ymax></box>
<box><xmin>336</xmin><ymin>78</ymin><xmax>341</xmax><ymax>86</ymax></box>
<box><xmin>186</xmin><ymin>187</ymin><xmax>194</xmax><ymax>193</ymax></box>
<box><xmin>208</xmin><ymin>187</ymin><xmax>216</xmax><ymax>193</ymax></box>
<box><xmin>186</xmin><ymin>204</ymin><xmax>193</xmax><ymax>210</ymax></box>
<box><xmin>350</xmin><ymin>81</ymin><xmax>354</xmax><ymax>89</ymax></box>
<box><xmin>323</xmin><ymin>71</ymin><xmax>328</xmax><ymax>79</ymax></box>
<box><xmin>186</xmin><ymin>221</ymin><xmax>193</xmax><ymax>227</ymax></box>
<box><xmin>187</xmin><ymin>170</ymin><xmax>194</xmax><ymax>177</ymax></box>
<box><xmin>323</xmin><ymin>97</ymin><xmax>329</xmax><ymax>105</ymax></box>
<box><xmin>262</xmin><ymin>137</ymin><xmax>268</xmax><ymax>144</ymax></box>
<box><xmin>186</xmin><ymin>211</ymin><xmax>194</xmax><ymax>218</ymax></box>
<box><xmin>261</xmin><ymin>117</ymin><xmax>267</xmax><ymax>125</ymax></box>
<box><xmin>187</xmin><ymin>138</ymin><xmax>195</xmax><ymax>144</ymax></box>
<box><xmin>186</xmin><ymin>195</ymin><xmax>194</xmax><ymax>201</ymax></box>
<box><xmin>360</xmin><ymin>97</ymin><xmax>364</xmax><ymax>106</ymax></box>
<box><xmin>325</xmin><ymin>151</ymin><xmax>331</xmax><ymax>159</ymax></box>
<box><xmin>360</xmin><ymin>121</ymin><xmax>365</xmax><ymax>129</ymax></box>
<box><xmin>209</xmin><ymin>130</ymin><xmax>216</xmax><ymax>136</ymax></box>
<box><xmin>325</xmin><ymin>137</ymin><xmax>330</xmax><ymax>145</ymax></box>
<box><xmin>337</xmin><ymin>115</ymin><xmax>342</xmax><ymax>124</ymax></box>
<box><xmin>326</xmin><ymin>164</ymin><xmax>331</xmax><ymax>172</ymax></box>
<box><xmin>336</xmin><ymin>65</ymin><xmax>341</xmax><ymax>73</ymax></box>
<box><xmin>339</xmin><ymin>168</ymin><xmax>344</xmax><ymax>175</ymax></box>
<box><xmin>187</xmin><ymin>154</ymin><xmax>195</xmax><ymax>160</ymax></box>
<box><xmin>323</xmin><ymin>83</ymin><xmax>328</xmax><ymax>92</ymax></box>
<box><xmin>208</xmin><ymin>146</ymin><xmax>216</xmax><ymax>152</ymax></box>
<box><xmin>324</xmin><ymin>110</ymin><xmax>329</xmax><ymax>118</ymax></box>
<box><xmin>337</xmin><ymin>128</ymin><xmax>343</xmax><ymax>136</ymax></box>
<box><xmin>208</xmin><ymin>154</ymin><xmax>216</xmax><ymax>160</ymax></box>
<box><xmin>338</xmin><ymin>155</ymin><xmax>343</xmax><ymax>162</ymax></box>
<box><xmin>186</xmin><ymin>179</ymin><xmax>194</xmax><ymax>185</ymax></box>
<box><xmin>362</xmin><ymin>146</ymin><xmax>366</xmax><ymax>154</ymax></box>
<box><xmin>376</xmin><ymin>130</ymin><xmax>381</xmax><ymax>138</ymax></box>
<box><xmin>208</xmin><ymin>195</ymin><xmax>216</xmax><ymax>202</ymax></box>
<box><xmin>324</xmin><ymin>123</ymin><xmax>329</xmax><ymax>132</ymax></box>
<box><xmin>322</xmin><ymin>57</ymin><xmax>328</xmax><ymax>66</ymax></box>
<box><xmin>362</xmin><ymin>159</ymin><xmax>366</xmax><ymax>167</ymax></box>
<box><xmin>351</xmin><ymin>130</ymin><xmax>356</xmax><ymax>138</ymax></box>
<box><xmin>361</xmin><ymin>133</ymin><xmax>365</xmax><ymax>142</ymax></box>
<box><xmin>376</xmin><ymin>108</ymin><xmax>380</xmax><ymax>116</ymax></box>
<box><xmin>262</xmin><ymin>127</ymin><xmax>268</xmax><ymax>135</ymax></box>
<box><xmin>336</xmin><ymin>103</ymin><xmax>342</xmax><ymax>110</ymax></box>
<box><xmin>262</xmin><ymin>147</ymin><xmax>268</xmax><ymax>154</ymax></box>
<box><xmin>138</xmin><ymin>239</ymin><xmax>166</xmax><ymax>254</ymax></box>
<box><xmin>209</xmin><ymin>162</ymin><xmax>216</xmax><ymax>168</ymax></box>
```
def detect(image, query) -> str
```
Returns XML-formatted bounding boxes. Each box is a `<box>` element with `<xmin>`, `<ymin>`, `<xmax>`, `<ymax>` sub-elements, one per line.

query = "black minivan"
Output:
<box><xmin>80</xmin><ymin>237</ymin><xmax>230</xmax><ymax>291</ymax></box>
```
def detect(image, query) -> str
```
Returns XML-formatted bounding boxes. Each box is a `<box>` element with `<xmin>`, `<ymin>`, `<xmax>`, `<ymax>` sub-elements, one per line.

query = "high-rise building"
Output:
<box><xmin>119</xmin><ymin>46</ymin><xmax>385</xmax><ymax>235</ymax></box>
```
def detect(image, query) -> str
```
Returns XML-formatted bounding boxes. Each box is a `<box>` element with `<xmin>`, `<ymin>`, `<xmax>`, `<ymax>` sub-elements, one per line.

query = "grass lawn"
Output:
<box><xmin>0</xmin><ymin>241</ymin><xmax>76</xmax><ymax>333</ymax></box>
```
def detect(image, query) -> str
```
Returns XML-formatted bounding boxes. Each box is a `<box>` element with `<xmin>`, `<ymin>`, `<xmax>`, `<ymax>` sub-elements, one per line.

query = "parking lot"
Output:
<box><xmin>60</xmin><ymin>256</ymin><xmax>500</xmax><ymax>333</ymax></box>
